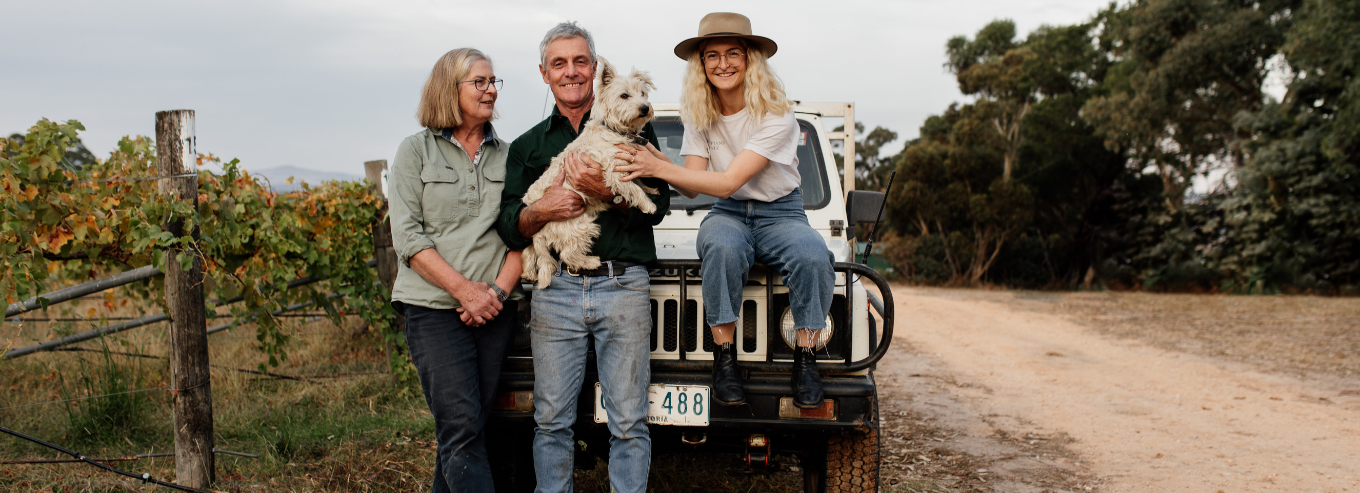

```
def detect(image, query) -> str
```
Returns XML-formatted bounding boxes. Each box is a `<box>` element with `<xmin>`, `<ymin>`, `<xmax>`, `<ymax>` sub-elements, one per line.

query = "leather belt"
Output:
<box><xmin>561</xmin><ymin>260</ymin><xmax>642</xmax><ymax>277</ymax></box>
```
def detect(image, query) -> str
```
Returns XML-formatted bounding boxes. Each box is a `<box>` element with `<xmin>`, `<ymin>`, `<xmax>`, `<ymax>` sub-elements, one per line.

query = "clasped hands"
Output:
<box><xmin>456</xmin><ymin>281</ymin><xmax>503</xmax><ymax>326</ymax></box>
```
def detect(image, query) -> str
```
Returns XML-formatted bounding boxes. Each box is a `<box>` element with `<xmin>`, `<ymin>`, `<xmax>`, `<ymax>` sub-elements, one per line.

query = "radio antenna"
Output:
<box><xmin>860</xmin><ymin>170</ymin><xmax>896</xmax><ymax>265</ymax></box>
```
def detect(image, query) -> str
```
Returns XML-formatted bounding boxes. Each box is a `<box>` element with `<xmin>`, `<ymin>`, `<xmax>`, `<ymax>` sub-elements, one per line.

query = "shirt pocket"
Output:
<box><xmin>481</xmin><ymin>162</ymin><xmax>506</xmax><ymax>216</ymax></box>
<box><xmin>420</xmin><ymin>165</ymin><xmax>463</xmax><ymax>224</ymax></box>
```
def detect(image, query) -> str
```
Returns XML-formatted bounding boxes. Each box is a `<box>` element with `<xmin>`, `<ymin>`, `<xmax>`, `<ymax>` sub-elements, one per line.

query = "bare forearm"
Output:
<box><xmin>409</xmin><ymin>248</ymin><xmax>474</xmax><ymax>296</ymax></box>
<box><xmin>671</xmin><ymin>183</ymin><xmax>700</xmax><ymax>199</ymax></box>
<box><xmin>496</xmin><ymin>250</ymin><xmax>523</xmax><ymax>292</ymax></box>
<box><xmin>517</xmin><ymin>205</ymin><xmax>551</xmax><ymax>238</ymax></box>
<box><xmin>655</xmin><ymin>165</ymin><xmax>744</xmax><ymax>199</ymax></box>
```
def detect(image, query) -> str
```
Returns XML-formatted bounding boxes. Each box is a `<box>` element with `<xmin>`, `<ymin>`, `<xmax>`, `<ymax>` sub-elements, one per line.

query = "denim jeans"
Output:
<box><xmin>698</xmin><ymin>188</ymin><xmax>834</xmax><ymax>330</ymax></box>
<box><xmin>530</xmin><ymin>264</ymin><xmax>652</xmax><ymax>493</ymax></box>
<box><xmin>404</xmin><ymin>302</ymin><xmax>517</xmax><ymax>493</ymax></box>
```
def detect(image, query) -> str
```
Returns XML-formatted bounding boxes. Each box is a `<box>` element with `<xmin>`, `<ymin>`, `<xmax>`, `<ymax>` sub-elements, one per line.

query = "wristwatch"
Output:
<box><xmin>486</xmin><ymin>283</ymin><xmax>509</xmax><ymax>302</ymax></box>
<box><xmin>612</xmin><ymin>195</ymin><xmax>625</xmax><ymax>205</ymax></box>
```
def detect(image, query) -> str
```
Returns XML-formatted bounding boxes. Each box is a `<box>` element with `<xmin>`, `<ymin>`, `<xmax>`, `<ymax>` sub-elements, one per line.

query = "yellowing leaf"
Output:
<box><xmin>286</xmin><ymin>176</ymin><xmax>295</xmax><ymax>185</ymax></box>
<box><xmin>24</xmin><ymin>186</ymin><xmax>39</xmax><ymax>201</ymax></box>
<box><xmin>87</xmin><ymin>308</ymin><xmax>97</xmax><ymax>318</ymax></box>
<box><xmin>46</xmin><ymin>227</ymin><xmax>74</xmax><ymax>251</ymax></box>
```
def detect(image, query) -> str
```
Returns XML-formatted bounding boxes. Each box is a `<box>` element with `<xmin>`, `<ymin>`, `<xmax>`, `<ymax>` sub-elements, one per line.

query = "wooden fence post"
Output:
<box><xmin>364</xmin><ymin>160</ymin><xmax>404</xmax><ymax>368</ymax></box>
<box><xmin>156</xmin><ymin>109</ymin><xmax>214</xmax><ymax>488</ymax></box>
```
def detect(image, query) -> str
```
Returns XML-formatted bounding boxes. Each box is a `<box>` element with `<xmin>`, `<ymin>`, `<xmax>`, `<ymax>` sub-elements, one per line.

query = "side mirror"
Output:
<box><xmin>846</xmin><ymin>190</ymin><xmax>886</xmax><ymax>224</ymax></box>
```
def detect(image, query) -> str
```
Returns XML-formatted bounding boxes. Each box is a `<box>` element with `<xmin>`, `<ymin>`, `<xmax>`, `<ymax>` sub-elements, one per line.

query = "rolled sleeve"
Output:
<box><xmin>496</xmin><ymin>143</ymin><xmax>537</xmax><ymax>250</ymax></box>
<box><xmin>388</xmin><ymin>138</ymin><xmax>437</xmax><ymax>266</ymax></box>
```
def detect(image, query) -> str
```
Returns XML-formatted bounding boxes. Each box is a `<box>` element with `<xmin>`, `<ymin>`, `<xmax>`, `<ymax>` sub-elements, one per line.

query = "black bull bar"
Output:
<box><xmin>507</xmin><ymin>261</ymin><xmax>894</xmax><ymax>374</ymax></box>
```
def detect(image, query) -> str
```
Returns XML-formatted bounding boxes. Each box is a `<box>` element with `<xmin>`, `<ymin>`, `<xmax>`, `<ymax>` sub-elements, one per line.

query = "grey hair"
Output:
<box><xmin>538</xmin><ymin>21</ymin><xmax>596</xmax><ymax>67</ymax></box>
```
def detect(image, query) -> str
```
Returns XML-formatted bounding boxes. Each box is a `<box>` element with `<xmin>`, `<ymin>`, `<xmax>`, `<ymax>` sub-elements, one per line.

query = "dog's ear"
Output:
<box><xmin>597</xmin><ymin>56</ymin><xmax>616</xmax><ymax>87</ymax></box>
<box><xmin>632</xmin><ymin>69</ymin><xmax>655</xmax><ymax>91</ymax></box>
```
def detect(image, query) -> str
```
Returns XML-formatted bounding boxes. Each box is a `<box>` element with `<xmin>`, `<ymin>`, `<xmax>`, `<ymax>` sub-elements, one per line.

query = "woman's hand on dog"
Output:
<box><xmin>563</xmin><ymin>151</ymin><xmax>616</xmax><ymax>202</ymax></box>
<box><xmin>614</xmin><ymin>143</ymin><xmax>672</xmax><ymax>182</ymax></box>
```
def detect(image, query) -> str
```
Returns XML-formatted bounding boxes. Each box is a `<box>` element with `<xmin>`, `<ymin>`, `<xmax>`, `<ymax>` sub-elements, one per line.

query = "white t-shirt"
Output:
<box><xmin>680</xmin><ymin>108</ymin><xmax>801</xmax><ymax>202</ymax></box>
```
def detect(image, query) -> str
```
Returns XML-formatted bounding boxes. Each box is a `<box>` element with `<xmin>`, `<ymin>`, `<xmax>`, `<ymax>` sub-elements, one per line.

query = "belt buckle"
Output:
<box><xmin>566</xmin><ymin>267</ymin><xmax>581</xmax><ymax>277</ymax></box>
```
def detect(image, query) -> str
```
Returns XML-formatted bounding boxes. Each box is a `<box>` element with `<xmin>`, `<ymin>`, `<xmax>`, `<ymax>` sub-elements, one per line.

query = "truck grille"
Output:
<box><xmin>649</xmin><ymin>286</ymin><xmax>768</xmax><ymax>361</ymax></box>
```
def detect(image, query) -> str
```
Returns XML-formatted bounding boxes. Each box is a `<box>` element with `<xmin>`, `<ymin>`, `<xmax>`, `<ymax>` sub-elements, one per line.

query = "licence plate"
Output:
<box><xmin>593</xmin><ymin>383</ymin><xmax>710</xmax><ymax>427</ymax></box>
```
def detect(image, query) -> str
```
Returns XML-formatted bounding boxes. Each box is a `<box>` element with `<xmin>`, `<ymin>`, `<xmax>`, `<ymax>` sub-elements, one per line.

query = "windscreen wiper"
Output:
<box><xmin>684</xmin><ymin>203</ymin><xmax>713</xmax><ymax>216</ymax></box>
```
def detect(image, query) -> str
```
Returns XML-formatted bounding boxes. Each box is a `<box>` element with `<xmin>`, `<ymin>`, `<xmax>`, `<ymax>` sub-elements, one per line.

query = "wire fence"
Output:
<box><xmin>1</xmin><ymin>256</ymin><xmax>385</xmax><ymax>490</ymax></box>
<box><xmin>0</xmin><ymin>425</ymin><xmax>211</xmax><ymax>493</ymax></box>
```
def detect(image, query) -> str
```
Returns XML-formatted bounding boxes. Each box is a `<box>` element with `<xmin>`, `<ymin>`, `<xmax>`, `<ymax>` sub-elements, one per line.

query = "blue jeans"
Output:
<box><xmin>530</xmin><ymin>264</ymin><xmax>652</xmax><ymax>493</ymax></box>
<box><xmin>698</xmin><ymin>189</ymin><xmax>834</xmax><ymax>330</ymax></box>
<box><xmin>404</xmin><ymin>302</ymin><xmax>516</xmax><ymax>493</ymax></box>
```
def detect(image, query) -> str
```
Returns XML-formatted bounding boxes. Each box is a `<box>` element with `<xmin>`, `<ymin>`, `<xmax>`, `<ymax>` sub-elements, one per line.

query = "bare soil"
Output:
<box><xmin>875</xmin><ymin>286</ymin><xmax>1360</xmax><ymax>492</ymax></box>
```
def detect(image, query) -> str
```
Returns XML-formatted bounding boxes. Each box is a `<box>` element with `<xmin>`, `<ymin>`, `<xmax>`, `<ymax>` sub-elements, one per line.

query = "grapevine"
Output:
<box><xmin>2</xmin><ymin>119</ymin><xmax>399</xmax><ymax>375</ymax></box>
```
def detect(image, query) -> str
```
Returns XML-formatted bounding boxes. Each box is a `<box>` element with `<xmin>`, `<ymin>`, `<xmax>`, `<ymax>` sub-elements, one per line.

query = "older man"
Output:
<box><xmin>495</xmin><ymin>21</ymin><xmax>669</xmax><ymax>493</ymax></box>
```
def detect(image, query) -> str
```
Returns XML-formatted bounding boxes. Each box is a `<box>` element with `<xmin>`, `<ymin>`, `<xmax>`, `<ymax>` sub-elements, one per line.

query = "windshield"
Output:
<box><xmin>651</xmin><ymin>116</ymin><xmax>830</xmax><ymax>210</ymax></box>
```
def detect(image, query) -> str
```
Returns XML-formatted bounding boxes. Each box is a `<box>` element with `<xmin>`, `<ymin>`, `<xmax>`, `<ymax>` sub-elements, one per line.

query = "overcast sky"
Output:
<box><xmin>3</xmin><ymin>0</ymin><xmax>1115</xmax><ymax>177</ymax></box>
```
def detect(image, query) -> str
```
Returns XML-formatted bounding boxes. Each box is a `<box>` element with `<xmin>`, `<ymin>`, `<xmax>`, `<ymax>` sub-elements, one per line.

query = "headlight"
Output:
<box><xmin>779</xmin><ymin>307</ymin><xmax>833</xmax><ymax>350</ymax></box>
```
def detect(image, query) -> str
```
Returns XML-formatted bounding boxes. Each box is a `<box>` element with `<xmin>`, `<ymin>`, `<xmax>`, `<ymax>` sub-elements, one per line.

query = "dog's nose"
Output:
<box><xmin>639</xmin><ymin>105</ymin><xmax>650</xmax><ymax>116</ymax></box>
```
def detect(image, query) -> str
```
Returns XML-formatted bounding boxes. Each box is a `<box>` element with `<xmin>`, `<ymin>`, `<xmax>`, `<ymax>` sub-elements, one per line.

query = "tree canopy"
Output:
<box><xmin>878</xmin><ymin>0</ymin><xmax>1358</xmax><ymax>294</ymax></box>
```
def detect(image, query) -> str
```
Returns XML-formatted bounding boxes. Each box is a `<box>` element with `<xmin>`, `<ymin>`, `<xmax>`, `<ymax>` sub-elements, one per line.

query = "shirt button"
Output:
<box><xmin>470</xmin><ymin>186</ymin><xmax>476</xmax><ymax>190</ymax></box>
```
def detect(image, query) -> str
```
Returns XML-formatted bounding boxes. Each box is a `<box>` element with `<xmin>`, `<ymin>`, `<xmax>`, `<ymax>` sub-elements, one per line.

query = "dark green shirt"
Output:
<box><xmin>496</xmin><ymin>106</ymin><xmax>671</xmax><ymax>264</ymax></box>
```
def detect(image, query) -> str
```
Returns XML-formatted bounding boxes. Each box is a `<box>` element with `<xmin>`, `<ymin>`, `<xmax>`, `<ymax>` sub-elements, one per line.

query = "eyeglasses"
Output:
<box><xmin>703</xmin><ymin>50</ymin><xmax>746</xmax><ymax>68</ymax></box>
<box><xmin>460</xmin><ymin>78</ymin><xmax>503</xmax><ymax>92</ymax></box>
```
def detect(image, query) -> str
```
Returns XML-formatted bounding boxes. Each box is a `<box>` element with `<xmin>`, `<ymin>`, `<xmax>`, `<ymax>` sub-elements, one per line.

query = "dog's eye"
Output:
<box><xmin>620</xmin><ymin>93</ymin><xmax>631</xmax><ymax>100</ymax></box>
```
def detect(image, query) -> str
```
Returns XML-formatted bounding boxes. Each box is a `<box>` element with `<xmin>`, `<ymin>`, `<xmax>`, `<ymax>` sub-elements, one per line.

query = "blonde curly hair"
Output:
<box><xmin>679</xmin><ymin>38</ymin><xmax>791</xmax><ymax>130</ymax></box>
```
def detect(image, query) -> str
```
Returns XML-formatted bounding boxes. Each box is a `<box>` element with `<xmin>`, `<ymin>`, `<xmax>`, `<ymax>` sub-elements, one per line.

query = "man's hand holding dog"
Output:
<box><xmin>563</xmin><ymin>151</ymin><xmax>618</xmax><ymax>203</ymax></box>
<box><xmin>566</xmin><ymin>149</ymin><xmax>640</xmax><ymax>212</ymax></box>
<box><xmin>519</xmin><ymin>170</ymin><xmax>586</xmax><ymax>237</ymax></box>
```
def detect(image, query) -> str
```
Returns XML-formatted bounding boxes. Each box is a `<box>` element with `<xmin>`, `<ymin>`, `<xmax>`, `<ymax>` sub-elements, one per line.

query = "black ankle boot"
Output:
<box><xmin>791</xmin><ymin>346</ymin><xmax>824</xmax><ymax>409</ymax></box>
<box><xmin>712</xmin><ymin>342</ymin><xmax>746</xmax><ymax>405</ymax></box>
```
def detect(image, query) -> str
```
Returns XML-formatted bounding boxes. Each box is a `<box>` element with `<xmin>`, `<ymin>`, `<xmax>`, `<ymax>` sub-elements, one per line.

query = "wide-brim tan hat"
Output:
<box><xmin>673</xmin><ymin>12</ymin><xmax>778</xmax><ymax>60</ymax></box>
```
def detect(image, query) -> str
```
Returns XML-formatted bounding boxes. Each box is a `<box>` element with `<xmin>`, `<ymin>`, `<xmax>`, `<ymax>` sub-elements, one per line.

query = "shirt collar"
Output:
<box><xmin>439</xmin><ymin>122</ymin><xmax>501</xmax><ymax>149</ymax></box>
<box><xmin>546</xmin><ymin>104</ymin><xmax>592</xmax><ymax>135</ymax></box>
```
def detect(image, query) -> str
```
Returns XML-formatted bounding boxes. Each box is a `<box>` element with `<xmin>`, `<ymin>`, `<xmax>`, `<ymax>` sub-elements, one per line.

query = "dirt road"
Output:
<box><xmin>876</xmin><ymin>286</ymin><xmax>1360</xmax><ymax>492</ymax></box>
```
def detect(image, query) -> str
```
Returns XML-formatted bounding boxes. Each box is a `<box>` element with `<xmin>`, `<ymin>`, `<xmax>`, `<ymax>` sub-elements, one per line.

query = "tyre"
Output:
<box><xmin>824</xmin><ymin>393</ymin><xmax>880</xmax><ymax>492</ymax></box>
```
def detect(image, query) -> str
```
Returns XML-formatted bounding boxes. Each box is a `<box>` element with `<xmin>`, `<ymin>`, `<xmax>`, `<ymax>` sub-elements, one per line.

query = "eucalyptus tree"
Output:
<box><xmin>1082</xmin><ymin>0</ymin><xmax>1299</xmax><ymax>211</ymax></box>
<box><xmin>1223</xmin><ymin>0</ymin><xmax>1360</xmax><ymax>292</ymax></box>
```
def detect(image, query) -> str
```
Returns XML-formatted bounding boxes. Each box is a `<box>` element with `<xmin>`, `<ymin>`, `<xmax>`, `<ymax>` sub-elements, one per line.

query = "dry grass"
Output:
<box><xmin>1000</xmin><ymin>291</ymin><xmax>1360</xmax><ymax>379</ymax></box>
<box><xmin>897</xmin><ymin>287</ymin><xmax>1360</xmax><ymax>380</ymax></box>
<box><xmin>1</xmin><ymin>292</ymin><xmax>431</xmax><ymax>492</ymax></box>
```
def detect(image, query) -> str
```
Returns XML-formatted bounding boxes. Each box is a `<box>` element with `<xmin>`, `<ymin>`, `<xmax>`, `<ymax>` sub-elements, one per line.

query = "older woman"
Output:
<box><xmin>615</xmin><ymin>13</ymin><xmax>833</xmax><ymax>409</ymax></box>
<box><xmin>388</xmin><ymin>47</ymin><xmax>523</xmax><ymax>492</ymax></box>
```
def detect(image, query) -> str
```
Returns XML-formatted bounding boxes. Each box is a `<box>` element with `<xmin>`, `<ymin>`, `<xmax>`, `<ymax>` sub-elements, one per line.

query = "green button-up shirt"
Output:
<box><xmin>389</xmin><ymin>124</ymin><xmax>522</xmax><ymax>310</ymax></box>
<box><xmin>496</xmin><ymin>106</ymin><xmax>671</xmax><ymax>264</ymax></box>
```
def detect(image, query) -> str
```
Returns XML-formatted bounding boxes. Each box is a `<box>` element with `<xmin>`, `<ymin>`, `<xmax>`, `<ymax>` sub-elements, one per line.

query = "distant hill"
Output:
<box><xmin>249</xmin><ymin>165</ymin><xmax>363</xmax><ymax>192</ymax></box>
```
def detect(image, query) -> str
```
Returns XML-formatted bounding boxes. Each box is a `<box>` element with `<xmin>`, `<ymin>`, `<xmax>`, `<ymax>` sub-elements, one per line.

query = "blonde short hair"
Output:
<box><xmin>679</xmin><ymin>38</ymin><xmax>791</xmax><ymax>130</ymax></box>
<box><xmin>417</xmin><ymin>48</ymin><xmax>494</xmax><ymax>128</ymax></box>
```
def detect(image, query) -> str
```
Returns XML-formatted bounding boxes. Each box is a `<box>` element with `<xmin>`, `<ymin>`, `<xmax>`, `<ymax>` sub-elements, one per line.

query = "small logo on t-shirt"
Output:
<box><xmin>709</xmin><ymin>141</ymin><xmax>726</xmax><ymax>149</ymax></box>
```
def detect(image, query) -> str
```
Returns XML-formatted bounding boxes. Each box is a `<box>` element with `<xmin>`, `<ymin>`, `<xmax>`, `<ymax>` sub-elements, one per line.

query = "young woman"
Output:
<box><xmin>388</xmin><ymin>48</ymin><xmax>523</xmax><ymax>491</ymax></box>
<box><xmin>615</xmin><ymin>12</ymin><xmax>833</xmax><ymax>409</ymax></box>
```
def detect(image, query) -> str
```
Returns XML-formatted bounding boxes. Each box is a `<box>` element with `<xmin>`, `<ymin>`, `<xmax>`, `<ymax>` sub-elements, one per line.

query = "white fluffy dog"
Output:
<box><xmin>521</xmin><ymin>57</ymin><xmax>659</xmax><ymax>288</ymax></box>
